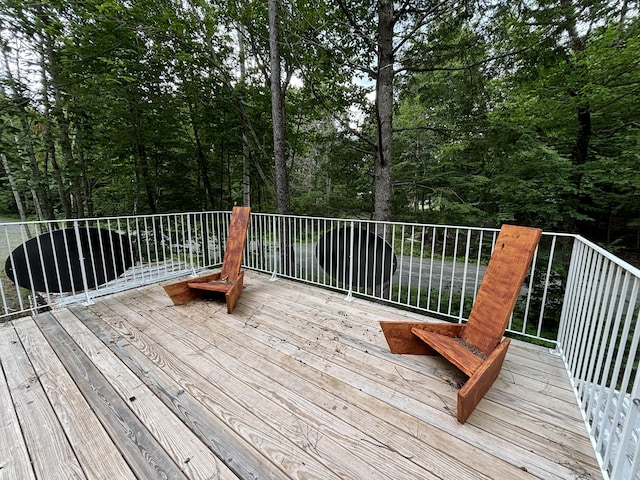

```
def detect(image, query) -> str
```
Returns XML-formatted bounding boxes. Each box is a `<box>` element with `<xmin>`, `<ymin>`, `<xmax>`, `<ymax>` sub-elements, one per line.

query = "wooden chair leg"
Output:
<box><xmin>457</xmin><ymin>338</ymin><xmax>511</xmax><ymax>423</ymax></box>
<box><xmin>225</xmin><ymin>271</ymin><xmax>244</xmax><ymax>314</ymax></box>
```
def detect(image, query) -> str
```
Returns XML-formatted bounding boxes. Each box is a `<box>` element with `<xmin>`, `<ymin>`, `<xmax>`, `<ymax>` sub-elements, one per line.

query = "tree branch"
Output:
<box><xmin>333</xmin><ymin>0</ymin><xmax>377</xmax><ymax>55</ymax></box>
<box><xmin>398</xmin><ymin>47</ymin><xmax>529</xmax><ymax>74</ymax></box>
<box><xmin>393</xmin><ymin>125</ymin><xmax>449</xmax><ymax>136</ymax></box>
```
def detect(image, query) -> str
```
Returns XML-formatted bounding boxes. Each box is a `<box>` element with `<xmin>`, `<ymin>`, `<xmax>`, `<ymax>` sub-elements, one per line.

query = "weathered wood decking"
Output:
<box><xmin>1</xmin><ymin>271</ymin><xmax>601</xmax><ymax>479</ymax></box>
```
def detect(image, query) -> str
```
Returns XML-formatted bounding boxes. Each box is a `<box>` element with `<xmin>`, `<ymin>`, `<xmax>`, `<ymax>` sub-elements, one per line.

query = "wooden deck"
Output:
<box><xmin>1</xmin><ymin>271</ymin><xmax>601</xmax><ymax>479</ymax></box>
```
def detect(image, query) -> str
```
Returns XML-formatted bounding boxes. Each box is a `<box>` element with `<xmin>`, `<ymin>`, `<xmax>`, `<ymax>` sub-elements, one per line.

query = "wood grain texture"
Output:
<box><xmin>52</xmin><ymin>308</ymin><xmax>239</xmax><ymax>480</ymax></box>
<box><xmin>2</xmin><ymin>271</ymin><xmax>601</xmax><ymax>480</ymax></box>
<box><xmin>0</xmin><ymin>321</ymin><xmax>85</xmax><ymax>480</ymax></box>
<box><xmin>380</xmin><ymin>225</ymin><xmax>542</xmax><ymax>423</ymax></box>
<box><xmin>12</xmin><ymin>317</ymin><xmax>137</xmax><ymax>480</ymax></box>
<box><xmin>163</xmin><ymin>272</ymin><xmax>223</xmax><ymax>305</ymax></box>
<box><xmin>100</xmin><ymin>296</ymin><xmax>436</xmax><ymax>479</ymax></box>
<box><xmin>89</xmin><ymin>295</ymin><xmax>359</xmax><ymax>479</ymax></box>
<box><xmin>68</xmin><ymin>303</ymin><xmax>284</xmax><ymax>480</ymax></box>
<box><xmin>32</xmin><ymin>312</ymin><xmax>190</xmax><ymax>480</ymax></box>
<box><xmin>226</xmin><ymin>273</ymin><xmax>600</xmax><ymax>478</ymax></box>
<box><xmin>458</xmin><ymin>339</ymin><xmax>511</xmax><ymax>424</ymax></box>
<box><xmin>461</xmin><ymin>225</ymin><xmax>542</xmax><ymax>355</ymax></box>
<box><xmin>379</xmin><ymin>321</ymin><xmax>464</xmax><ymax>354</ymax></box>
<box><xmin>0</xmin><ymin>323</ymin><xmax>36</xmax><ymax>480</ymax></box>
<box><xmin>267</xmin><ymin>274</ymin><xmax>593</xmax><ymax>429</ymax></box>
<box><xmin>411</xmin><ymin>328</ymin><xmax>483</xmax><ymax>377</ymax></box>
<box><xmin>163</xmin><ymin>207</ymin><xmax>250</xmax><ymax>313</ymax></box>
<box><xmin>224</xmin><ymin>271</ymin><xmax>244</xmax><ymax>314</ymax></box>
<box><xmin>219</xmin><ymin>206</ymin><xmax>250</xmax><ymax>281</ymax></box>
<box><xmin>127</xmin><ymin>290</ymin><xmax>533</xmax><ymax>480</ymax></box>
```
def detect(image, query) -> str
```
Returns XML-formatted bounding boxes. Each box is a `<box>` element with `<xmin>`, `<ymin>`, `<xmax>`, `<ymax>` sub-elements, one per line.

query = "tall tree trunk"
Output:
<box><xmin>238</xmin><ymin>25</ymin><xmax>252</xmax><ymax>207</ymax></box>
<box><xmin>1</xmin><ymin>154</ymin><xmax>31</xmax><ymax>237</ymax></box>
<box><xmin>79</xmin><ymin>146</ymin><xmax>92</xmax><ymax>217</ymax></box>
<box><xmin>19</xmin><ymin>115</ymin><xmax>55</xmax><ymax>221</ymax></box>
<box><xmin>2</xmin><ymin>47</ymin><xmax>55</xmax><ymax>221</ymax></box>
<box><xmin>559</xmin><ymin>0</ymin><xmax>591</xmax><ymax>232</ymax></box>
<box><xmin>129</xmin><ymin>100</ymin><xmax>158</xmax><ymax>214</ymax></box>
<box><xmin>40</xmin><ymin>45</ymin><xmax>72</xmax><ymax>219</ymax></box>
<box><xmin>268</xmin><ymin>0</ymin><xmax>290</xmax><ymax>215</ymax></box>
<box><xmin>373</xmin><ymin>0</ymin><xmax>394</xmax><ymax>222</ymax></box>
<box><xmin>572</xmin><ymin>106</ymin><xmax>591</xmax><ymax>166</ymax></box>
<box><xmin>560</xmin><ymin>0</ymin><xmax>591</xmax><ymax>168</ymax></box>
<box><xmin>187</xmin><ymin>100</ymin><xmax>216</xmax><ymax>209</ymax></box>
<box><xmin>136</xmin><ymin>140</ymin><xmax>157</xmax><ymax>214</ymax></box>
<box><xmin>268</xmin><ymin>0</ymin><xmax>294</xmax><ymax>276</ymax></box>
<box><xmin>39</xmin><ymin>7</ymin><xmax>77</xmax><ymax>217</ymax></box>
<box><xmin>201</xmin><ymin>29</ymin><xmax>275</xmax><ymax>201</ymax></box>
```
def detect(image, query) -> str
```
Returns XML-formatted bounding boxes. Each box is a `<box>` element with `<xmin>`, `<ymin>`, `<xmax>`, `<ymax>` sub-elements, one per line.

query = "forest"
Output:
<box><xmin>1</xmin><ymin>1</ymin><xmax>639</xmax><ymax>263</ymax></box>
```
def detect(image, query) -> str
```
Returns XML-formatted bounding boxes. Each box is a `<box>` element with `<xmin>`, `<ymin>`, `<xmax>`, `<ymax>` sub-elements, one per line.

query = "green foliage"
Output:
<box><xmin>389</xmin><ymin>1</ymin><xmax>639</xmax><ymax>263</ymax></box>
<box><xmin>0</xmin><ymin>0</ymin><xmax>638</xmax><ymax>260</ymax></box>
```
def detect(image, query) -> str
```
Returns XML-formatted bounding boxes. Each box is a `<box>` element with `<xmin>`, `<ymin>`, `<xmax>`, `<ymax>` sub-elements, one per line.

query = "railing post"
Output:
<box><xmin>458</xmin><ymin>229</ymin><xmax>472</xmax><ymax>322</ymax></box>
<box><xmin>186</xmin><ymin>213</ymin><xmax>195</xmax><ymax>274</ymax></box>
<box><xmin>555</xmin><ymin>236</ymin><xmax>581</xmax><ymax>356</ymax></box>
<box><xmin>73</xmin><ymin>221</ymin><xmax>94</xmax><ymax>306</ymax></box>
<box><xmin>270</xmin><ymin>215</ymin><xmax>278</xmax><ymax>281</ymax></box>
<box><xmin>610</xmin><ymin>371</ymin><xmax>640</xmax><ymax>479</ymax></box>
<box><xmin>345</xmin><ymin>220</ymin><xmax>355</xmax><ymax>302</ymax></box>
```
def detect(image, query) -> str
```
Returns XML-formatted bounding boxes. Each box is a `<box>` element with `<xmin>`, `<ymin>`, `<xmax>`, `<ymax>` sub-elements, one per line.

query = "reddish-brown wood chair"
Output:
<box><xmin>380</xmin><ymin>224</ymin><xmax>542</xmax><ymax>423</ymax></box>
<box><xmin>163</xmin><ymin>206</ymin><xmax>251</xmax><ymax>314</ymax></box>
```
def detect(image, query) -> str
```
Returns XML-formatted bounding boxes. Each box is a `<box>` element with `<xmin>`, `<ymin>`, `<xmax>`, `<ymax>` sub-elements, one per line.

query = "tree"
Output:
<box><xmin>268</xmin><ymin>0</ymin><xmax>291</xmax><ymax>215</ymax></box>
<box><xmin>487</xmin><ymin>1</ymin><xmax>640</xmax><ymax>237</ymax></box>
<box><xmin>1</xmin><ymin>0</ymin><xmax>639</xmax><ymax>260</ymax></box>
<box><xmin>286</xmin><ymin>1</ymin><xmax>471</xmax><ymax>220</ymax></box>
<box><xmin>0</xmin><ymin>35</ymin><xmax>55</xmax><ymax>220</ymax></box>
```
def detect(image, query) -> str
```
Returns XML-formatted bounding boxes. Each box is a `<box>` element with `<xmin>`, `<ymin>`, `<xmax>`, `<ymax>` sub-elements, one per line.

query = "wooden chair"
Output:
<box><xmin>163</xmin><ymin>207</ymin><xmax>251</xmax><ymax>314</ymax></box>
<box><xmin>380</xmin><ymin>224</ymin><xmax>542</xmax><ymax>423</ymax></box>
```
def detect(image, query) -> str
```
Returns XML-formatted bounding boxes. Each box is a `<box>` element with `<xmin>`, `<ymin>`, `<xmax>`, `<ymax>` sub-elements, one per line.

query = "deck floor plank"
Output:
<box><xmin>51</xmin><ymin>308</ymin><xmax>240</xmax><ymax>480</ymax></box>
<box><xmin>12</xmin><ymin>316</ymin><xmax>137</xmax><ymax>480</ymax></box>
<box><xmin>195</xmin><ymin>277</ymin><xmax>599</xmax><ymax>479</ymax></box>
<box><xmin>1</xmin><ymin>271</ymin><xmax>602</xmax><ymax>480</ymax></box>
<box><xmin>144</xmin><ymin>274</ymin><xmax>599</xmax><ymax>479</ymax></box>
<box><xmin>0</xmin><ymin>320</ymin><xmax>85</xmax><ymax>480</ymax></box>
<box><xmin>83</xmin><ymin>297</ymin><xmax>344</xmax><ymax>479</ymax></box>
<box><xmin>231</xmin><ymin>279</ymin><xmax>599</xmax><ymax>469</ymax></box>
<box><xmin>33</xmin><ymin>312</ymin><xmax>190</xmax><ymax>480</ymax></box>
<box><xmin>126</xmin><ymin>284</ymin><xmax>542</xmax><ymax>480</ymax></box>
<box><xmin>0</xmin><ymin>323</ymin><xmax>36</xmax><ymax>480</ymax></box>
<box><xmin>93</xmin><ymin>294</ymin><xmax>411</xmax><ymax>479</ymax></box>
<box><xmin>108</xmin><ymin>290</ymin><xmax>502</xmax><ymax>480</ymax></box>
<box><xmin>253</xmin><ymin>277</ymin><xmax>588</xmax><ymax>422</ymax></box>
<box><xmin>68</xmin><ymin>303</ymin><xmax>288</xmax><ymax>480</ymax></box>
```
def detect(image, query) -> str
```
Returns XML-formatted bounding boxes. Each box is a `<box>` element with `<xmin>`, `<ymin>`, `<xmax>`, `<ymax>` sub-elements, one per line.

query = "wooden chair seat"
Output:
<box><xmin>380</xmin><ymin>224</ymin><xmax>542</xmax><ymax>423</ymax></box>
<box><xmin>188</xmin><ymin>280</ymin><xmax>235</xmax><ymax>292</ymax></box>
<box><xmin>411</xmin><ymin>328</ymin><xmax>484</xmax><ymax>377</ymax></box>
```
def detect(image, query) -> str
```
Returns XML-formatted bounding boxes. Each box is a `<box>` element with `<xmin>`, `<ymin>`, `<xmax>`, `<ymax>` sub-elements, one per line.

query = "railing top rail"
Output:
<box><xmin>573</xmin><ymin>234</ymin><xmax>640</xmax><ymax>278</ymax></box>
<box><xmin>1</xmin><ymin>210</ymin><xmax>578</xmax><ymax>238</ymax></box>
<box><xmin>0</xmin><ymin>211</ymin><xmax>222</xmax><ymax>228</ymax></box>
<box><xmin>249</xmin><ymin>211</ymin><xmax>580</xmax><ymax>235</ymax></box>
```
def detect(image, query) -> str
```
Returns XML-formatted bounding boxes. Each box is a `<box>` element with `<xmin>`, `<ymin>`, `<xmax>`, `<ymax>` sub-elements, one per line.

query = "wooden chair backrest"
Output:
<box><xmin>220</xmin><ymin>207</ymin><xmax>251</xmax><ymax>282</ymax></box>
<box><xmin>461</xmin><ymin>225</ymin><xmax>542</xmax><ymax>356</ymax></box>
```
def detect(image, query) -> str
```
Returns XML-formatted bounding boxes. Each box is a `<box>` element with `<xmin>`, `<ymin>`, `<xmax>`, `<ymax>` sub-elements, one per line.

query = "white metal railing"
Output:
<box><xmin>0</xmin><ymin>212</ymin><xmax>231</xmax><ymax>315</ymax></box>
<box><xmin>1</xmin><ymin>210</ymin><xmax>638</xmax><ymax>478</ymax></box>
<box><xmin>558</xmin><ymin>236</ymin><xmax>640</xmax><ymax>480</ymax></box>
<box><xmin>243</xmin><ymin>214</ymin><xmax>573</xmax><ymax>346</ymax></box>
<box><xmin>2</xmin><ymin>212</ymin><xmax>569</xmax><ymax>341</ymax></box>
